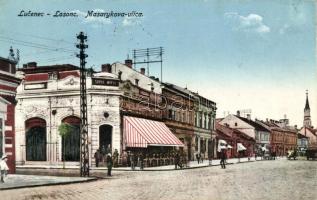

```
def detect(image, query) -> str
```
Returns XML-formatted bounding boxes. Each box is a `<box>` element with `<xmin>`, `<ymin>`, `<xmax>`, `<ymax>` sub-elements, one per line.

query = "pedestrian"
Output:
<box><xmin>106</xmin><ymin>144</ymin><xmax>112</xmax><ymax>155</ymax></box>
<box><xmin>127</xmin><ymin>151</ymin><xmax>131</xmax><ymax>167</ymax></box>
<box><xmin>139</xmin><ymin>152</ymin><xmax>144</xmax><ymax>170</ymax></box>
<box><xmin>130</xmin><ymin>152</ymin><xmax>135</xmax><ymax>170</ymax></box>
<box><xmin>0</xmin><ymin>154</ymin><xmax>9</xmax><ymax>183</ymax></box>
<box><xmin>101</xmin><ymin>145</ymin><xmax>106</xmax><ymax>162</ymax></box>
<box><xmin>106</xmin><ymin>153</ymin><xmax>113</xmax><ymax>176</ymax></box>
<box><xmin>196</xmin><ymin>153</ymin><xmax>200</xmax><ymax>164</ymax></box>
<box><xmin>201</xmin><ymin>152</ymin><xmax>204</xmax><ymax>163</ymax></box>
<box><xmin>113</xmin><ymin>149</ymin><xmax>119</xmax><ymax>168</ymax></box>
<box><xmin>220</xmin><ymin>148</ymin><xmax>226</xmax><ymax>169</ymax></box>
<box><xmin>94</xmin><ymin>149</ymin><xmax>101</xmax><ymax>167</ymax></box>
<box><xmin>174</xmin><ymin>152</ymin><xmax>180</xmax><ymax>170</ymax></box>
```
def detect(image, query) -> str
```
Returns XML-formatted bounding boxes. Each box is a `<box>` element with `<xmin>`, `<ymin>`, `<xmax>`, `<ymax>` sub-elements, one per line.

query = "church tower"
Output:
<box><xmin>303</xmin><ymin>90</ymin><xmax>312</xmax><ymax>127</ymax></box>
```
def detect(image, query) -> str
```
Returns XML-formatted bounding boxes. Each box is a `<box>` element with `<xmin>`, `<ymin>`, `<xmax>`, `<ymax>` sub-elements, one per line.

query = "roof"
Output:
<box><xmin>305</xmin><ymin>93</ymin><xmax>310</xmax><ymax>110</ymax></box>
<box><xmin>18</xmin><ymin>64</ymin><xmax>79</xmax><ymax>74</ymax></box>
<box><xmin>236</xmin><ymin>116</ymin><xmax>270</xmax><ymax>132</ymax></box>
<box><xmin>0</xmin><ymin>57</ymin><xmax>17</xmax><ymax>64</ymax></box>
<box><xmin>298</xmin><ymin>133</ymin><xmax>308</xmax><ymax>139</ymax></box>
<box><xmin>163</xmin><ymin>82</ymin><xmax>216</xmax><ymax>106</ymax></box>
<box><xmin>164</xmin><ymin>82</ymin><xmax>194</xmax><ymax>96</ymax></box>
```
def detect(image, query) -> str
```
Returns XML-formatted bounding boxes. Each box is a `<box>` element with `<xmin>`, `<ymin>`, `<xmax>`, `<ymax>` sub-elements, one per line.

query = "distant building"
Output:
<box><xmin>256</xmin><ymin>119</ymin><xmax>297</xmax><ymax>156</ymax></box>
<box><xmin>219</xmin><ymin>113</ymin><xmax>270</xmax><ymax>153</ymax></box>
<box><xmin>215</xmin><ymin>122</ymin><xmax>255</xmax><ymax>159</ymax></box>
<box><xmin>0</xmin><ymin>56</ymin><xmax>21</xmax><ymax>173</ymax></box>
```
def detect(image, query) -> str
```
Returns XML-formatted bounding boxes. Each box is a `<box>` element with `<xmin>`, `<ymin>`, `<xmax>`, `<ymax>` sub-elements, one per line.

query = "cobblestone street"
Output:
<box><xmin>1</xmin><ymin>159</ymin><xmax>316</xmax><ymax>200</ymax></box>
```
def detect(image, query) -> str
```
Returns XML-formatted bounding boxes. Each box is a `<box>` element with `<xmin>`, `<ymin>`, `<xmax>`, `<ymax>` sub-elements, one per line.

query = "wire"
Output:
<box><xmin>0</xmin><ymin>36</ymin><xmax>76</xmax><ymax>53</ymax></box>
<box><xmin>0</xmin><ymin>32</ymin><xmax>75</xmax><ymax>45</ymax></box>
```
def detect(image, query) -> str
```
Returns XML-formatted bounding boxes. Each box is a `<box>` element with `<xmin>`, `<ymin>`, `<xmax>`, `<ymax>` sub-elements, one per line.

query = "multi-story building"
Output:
<box><xmin>0</xmin><ymin>56</ymin><xmax>21</xmax><ymax>173</ymax></box>
<box><xmin>192</xmin><ymin>94</ymin><xmax>216</xmax><ymax>160</ymax></box>
<box><xmin>256</xmin><ymin>119</ymin><xmax>297</xmax><ymax>156</ymax></box>
<box><xmin>15</xmin><ymin>60</ymin><xmax>184</xmax><ymax>168</ymax></box>
<box><xmin>15</xmin><ymin>62</ymin><xmax>122</xmax><ymax>167</ymax></box>
<box><xmin>219</xmin><ymin>113</ymin><xmax>270</xmax><ymax>153</ymax></box>
<box><xmin>161</xmin><ymin>83</ymin><xmax>195</xmax><ymax>160</ymax></box>
<box><xmin>216</xmin><ymin>122</ymin><xmax>255</xmax><ymax>158</ymax></box>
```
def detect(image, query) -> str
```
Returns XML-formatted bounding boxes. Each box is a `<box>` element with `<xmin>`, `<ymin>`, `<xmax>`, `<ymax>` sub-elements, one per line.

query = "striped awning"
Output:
<box><xmin>123</xmin><ymin>116</ymin><xmax>184</xmax><ymax>148</ymax></box>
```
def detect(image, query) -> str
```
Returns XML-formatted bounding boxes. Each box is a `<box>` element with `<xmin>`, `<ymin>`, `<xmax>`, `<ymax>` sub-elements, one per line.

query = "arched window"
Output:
<box><xmin>61</xmin><ymin>116</ymin><xmax>80</xmax><ymax>161</ymax></box>
<box><xmin>25</xmin><ymin>118</ymin><xmax>47</xmax><ymax>161</ymax></box>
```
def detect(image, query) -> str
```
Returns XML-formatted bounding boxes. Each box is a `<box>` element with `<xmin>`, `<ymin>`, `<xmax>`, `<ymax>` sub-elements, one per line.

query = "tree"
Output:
<box><xmin>58</xmin><ymin>123</ymin><xmax>74</xmax><ymax>169</ymax></box>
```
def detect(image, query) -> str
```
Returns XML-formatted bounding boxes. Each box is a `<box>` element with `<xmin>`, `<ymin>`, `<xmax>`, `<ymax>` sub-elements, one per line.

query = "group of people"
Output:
<box><xmin>94</xmin><ymin>146</ymin><xmax>119</xmax><ymax>176</ymax></box>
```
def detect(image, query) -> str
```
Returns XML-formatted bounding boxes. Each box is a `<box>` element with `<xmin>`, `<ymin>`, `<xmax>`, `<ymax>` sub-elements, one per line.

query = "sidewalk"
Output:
<box><xmin>0</xmin><ymin>174</ymin><xmax>96</xmax><ymax>190</ymax></box>
<box><xmin>94</xmin><ymin>156</ymin><xmax>283</xmax><ymax>171</ymax></box>
<box><xmin>2</xmin><ymin>157</ymin><xmax>284</xmax><ymax>190</ymax></box>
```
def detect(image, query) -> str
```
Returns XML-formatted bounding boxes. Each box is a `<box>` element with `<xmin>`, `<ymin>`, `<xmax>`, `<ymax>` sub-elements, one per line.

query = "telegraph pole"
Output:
<box><xmin>76</xmin><ymin>32</ymin><xmax>89</xmax><ymax>177</ymax></box>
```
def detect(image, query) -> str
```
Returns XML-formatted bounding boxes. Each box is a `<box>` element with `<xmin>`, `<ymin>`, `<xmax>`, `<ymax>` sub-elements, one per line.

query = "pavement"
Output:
<box><xmin>1</xmin><ymin>157</ymin><xmax>283</xmax><ymax>191</ymax></box>
<box><xmin>0</xmin><ymin>159</ymin><xmax>315</xmax><ymax>200</ymax></box>
<box><xmin>0</xmin><ymin>175</ymin><xmax>96</xmax><ymax>190</ymax></box>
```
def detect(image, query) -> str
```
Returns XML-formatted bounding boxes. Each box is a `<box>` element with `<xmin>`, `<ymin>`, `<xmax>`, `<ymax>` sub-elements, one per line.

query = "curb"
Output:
<box><xmin>0</xmin><ymin>177</ymin><xmax>98</xmax><ymax>191</ymax></box>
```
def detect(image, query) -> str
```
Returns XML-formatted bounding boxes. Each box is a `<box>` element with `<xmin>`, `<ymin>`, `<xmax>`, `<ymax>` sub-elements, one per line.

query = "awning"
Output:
<box><xmin>237</xmin><ymin>143</ymin><xmax>247</xmax><ymax>152</ymax></box>
<box><xmin>227</xmin><ymin>145</ymin><xmax>233</xmax><ymax>149</ymax></box>
<box><xmin>123</xmin><ymin>116</ymin><xmax>184</xmax><ymax>148</ymax></box>
<box><xmin>217</xmin><ymin>139</ymin><xmax>227</xmax><ymax>152</ymax></box>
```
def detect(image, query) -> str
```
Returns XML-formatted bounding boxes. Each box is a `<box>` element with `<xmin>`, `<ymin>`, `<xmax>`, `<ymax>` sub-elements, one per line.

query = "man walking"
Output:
<box><xmin>106</xmin><ymin>153</ymin><xmax>113</xmax><ymax>176</ymax></box>
<box><xmin>0</xmin><ymin>155</ymin><xmax>9</xmax><ymax>183</ymax></box>
<box><xmin>174</xmin><ymin>152</ymin><xmax>180</xmax><ymax>170</ymax></box>
<box><xmin>220</xmin><ymin>148</ymin><xmax>226</xmax><ymax>169</ymax></box>
<box><xmin>94</xmin><ymin>149</ymin><xmax>101</xmax><ymax>167</ymax></box>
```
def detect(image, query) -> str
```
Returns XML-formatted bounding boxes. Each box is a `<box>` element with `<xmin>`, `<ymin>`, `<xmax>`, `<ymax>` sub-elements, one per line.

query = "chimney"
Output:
<box><xmin>27</xmin><ymin>62</ymin><xmax>37</xmax><ymax>68</ymax></box>
<box><xmin>101</xmin><ymin>64</ymin><xmax>112</xmax><ymax>73</ymax></box>
<box><xmin>247</xmin><ymin>114</ymin><xmax>251</xmax><ymax>120</ymax></box>
<box><xmin>236</xmin><ymin>110</ymin><xmax>240</xmax><ymax>117</ymax></box>
<box><xmin>125</xmin><ymin>59</ymin><xmax>133</xmax><ymax>68</ymax></box>
<box><xmin>140</xmin><ymin>68</ymin><xmax>145</xmax><ymax>75</ymax></box>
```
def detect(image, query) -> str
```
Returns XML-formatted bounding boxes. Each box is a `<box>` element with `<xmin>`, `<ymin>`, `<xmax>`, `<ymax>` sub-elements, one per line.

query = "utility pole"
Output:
<box><xmin>76</xmin><ymin>32</ymin><xmax>89</xmax><ymax>177</ymax></box>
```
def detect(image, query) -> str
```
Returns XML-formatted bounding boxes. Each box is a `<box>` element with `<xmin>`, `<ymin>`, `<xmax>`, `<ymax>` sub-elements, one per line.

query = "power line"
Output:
<box><xmin>0</xmin><ymin>36</ymin><xmax>75</xmax><ymax>53</ymax></box>
<box><xmin>0</xmin><ymin>32</ymin><xmax>75</xmax><ymax>45</ymax></box>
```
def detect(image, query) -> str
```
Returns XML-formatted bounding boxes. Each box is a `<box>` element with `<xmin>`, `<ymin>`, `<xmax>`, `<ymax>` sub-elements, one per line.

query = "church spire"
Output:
<box><xmin>303</xmin><ymin>90</ymin><xmax>312</xmax><ymax>127</ymax></box>
<box><xmin>305</xmin><ymin>90</ymin><xmax>310</xmax><ymax>110</ymax></box>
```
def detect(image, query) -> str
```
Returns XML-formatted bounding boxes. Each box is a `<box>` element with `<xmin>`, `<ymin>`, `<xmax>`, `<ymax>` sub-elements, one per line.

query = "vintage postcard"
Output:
<box><xmin>0</xmin><ymin>0</ymin><xmax>316</xmax><ymax>199</ymax></box>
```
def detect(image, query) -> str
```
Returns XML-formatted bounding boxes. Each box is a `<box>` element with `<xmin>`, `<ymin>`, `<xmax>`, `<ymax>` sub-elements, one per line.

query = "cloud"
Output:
<box><xmin>73</xmin><ymin>9</ymin><xmax>112</xmax><ymax>26</ymax></box>
<box><xmin>279</xmin><ymin>24</ymin><xmax>290</xmax><ymax>35</ymax></box>
<box><xmin>225</xmin><ymin>12</ymin><xmax>270</xmax><ymax>34</ymax></box>
<box><xmin>122</xmin><ymin>16</ymin><xmax>141</xmax><ymax>27</ymax></box>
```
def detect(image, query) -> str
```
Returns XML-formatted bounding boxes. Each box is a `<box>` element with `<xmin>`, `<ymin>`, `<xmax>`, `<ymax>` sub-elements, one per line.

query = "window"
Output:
<box><xmin>0</xmin><ymin>118</ymin><xmax>3</xmax><ymax>157</ymax></box>
<box><xmin>168</xmin><ymin>109</ymin><xmax>173</xmax><ymax>119</ymax></box>
<box><xmin>135</xmin><ymin>79</ymin><xmax>139</xmax><ymax>86</ymax></box>
<box><xmin>199</xmin><ymin>112</ymin><xmax>203</xmax><ymax>128</ymax></box>
<box><xmin>235</xmin><ymin>122</ymin><xmax>238</xmax><ymax>126</ymax></box>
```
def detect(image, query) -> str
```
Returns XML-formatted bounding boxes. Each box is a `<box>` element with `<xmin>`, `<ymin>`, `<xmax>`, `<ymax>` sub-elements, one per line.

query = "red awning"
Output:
<box><xmin>123</xmin><ymin>116</ymin><xmax>184</xmax><ymax>148</ymax></box>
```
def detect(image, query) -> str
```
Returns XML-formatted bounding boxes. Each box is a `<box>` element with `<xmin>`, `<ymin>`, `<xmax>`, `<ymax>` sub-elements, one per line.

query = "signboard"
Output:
<box><xmin>24</xmin><ymin>83</ymin><xmax>47</xmax><ymax>90</ymax></box>
<box><xmin>92</xmin><ymin>78</ymin><xmax>119</xmax><ymax>86</ymax></box>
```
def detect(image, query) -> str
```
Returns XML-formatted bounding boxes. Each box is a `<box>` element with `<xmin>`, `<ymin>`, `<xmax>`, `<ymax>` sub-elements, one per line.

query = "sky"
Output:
<box><xmin>0</xmin><ymin>0</ymin><xmax>316</xmax><ymax>127</ymax></box>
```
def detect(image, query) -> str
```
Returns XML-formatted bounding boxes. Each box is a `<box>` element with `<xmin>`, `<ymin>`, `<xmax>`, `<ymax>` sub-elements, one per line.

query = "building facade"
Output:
<box><xmin>15</xmin><ymin>63</ymin><xmax>121</xmax><ymax>167</ymax></box>
<box><xmin>193</xmin><ymin>94</ymin><xmax>216</xmax><ymax>160</ymax></box>
<box><xmin>0</xmin><ymin>56</ymin><xmax>20</xmax><ymax>173</ymax></box>
<box><xmin>219</xmin><ymin>113</ymin><xmax>270</xmax><ymax>153</ymax></box>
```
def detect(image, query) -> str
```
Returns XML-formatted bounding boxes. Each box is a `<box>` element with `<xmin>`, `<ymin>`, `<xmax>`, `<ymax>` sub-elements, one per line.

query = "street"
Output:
<box><xmin>1</xmin><ymin>159</ymin><xmax>316</xmax><ymax>200</ymax></box>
